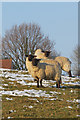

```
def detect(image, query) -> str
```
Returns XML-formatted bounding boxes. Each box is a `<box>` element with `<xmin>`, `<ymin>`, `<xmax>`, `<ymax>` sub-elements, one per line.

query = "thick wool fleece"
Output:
<box><xmin>31</xmin><ymin>60</ymin><xmax>61</xmax><ymax>82</ymax></box>
<box><xmin>55</xmin><ymin>56</ymin><xmax>71</xmax><ymax>72</ymax></box>
<box><xmin>40</xmin><ymin>59</ymin><xmax>62</xmax><ymax>81</ymax></box>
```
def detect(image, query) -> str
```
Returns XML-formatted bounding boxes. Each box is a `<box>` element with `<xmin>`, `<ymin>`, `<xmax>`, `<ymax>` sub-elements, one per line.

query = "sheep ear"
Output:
<box><xmin>44</xmin><ymin>51</ymin><xmax>50</xmax><ymax>57</ymax></box>
<box><xmin>42</xmin><ymin>50</ymin><xmax>45</xmax><ymax>53</ymax></box>
<box><xmin>38</xmin><ymin>59</ymin><xmax>41</xmax><ymax>61</ymax></box>
<box><xmin>34</xmin><ymin>55</ymin><xmax>37</xmax><ymax>57</ymax></box>
<box><xmin>25</xmin><ymin>54</ymin><xmax>28</xmax><ymax>57</ymax></box>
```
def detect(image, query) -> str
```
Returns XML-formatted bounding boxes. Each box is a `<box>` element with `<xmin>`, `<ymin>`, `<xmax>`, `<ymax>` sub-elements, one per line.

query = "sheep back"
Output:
<box><xmin>40</xmin><ymin>59</ymin><xmax>61</xmax><ymax>82</ymax></box>
<box><xmin>55</xmin><ymin>56</ymin><xmax>71</xmax><ymax>72</ymax></box>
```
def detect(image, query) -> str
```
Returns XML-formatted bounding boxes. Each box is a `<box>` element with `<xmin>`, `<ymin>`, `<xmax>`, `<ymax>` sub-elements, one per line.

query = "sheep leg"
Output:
<box><xmin>56</xmin><ymin>81</ymin><xmax>60</xmax><ymax>88</ymax></box>
<box><xmin>68</xmin><ymin>70</ymin><xmax>72</xmax><ymax>77</ymax></box>
<box><xmin>37</xmin><ymin>80</ymin><xmax>39</xmax><ymax>88</ymax></box>
<box><xmin>60</xmin><ymin>77</ymin><xmax>62</xmax><ymax>84</ymax></box>
<box><xmin>40</xmin><ymin>79</ymin><xmax>43</xmax><ymax>87</ymax></box>
<box><xmin>35</xmin><ymin>76</ymin><xmax>39</xmax><ymax>87</ymax></box>
<box><xmin>36</xmin><ymin>77</ymin><xmax>39</xmax><ymax>88</ymax></box>
<box><xmin>34</xmin><ymin>79</ymin><xmax>37</xmax><ymax>81</ymax></box>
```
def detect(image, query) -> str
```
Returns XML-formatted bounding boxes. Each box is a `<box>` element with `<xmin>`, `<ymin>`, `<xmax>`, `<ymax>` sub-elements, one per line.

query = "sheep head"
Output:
<box><xmin>32</xmin><ymin>58</ymin><xmax>41</xmax><ymax>66</ymax></box>
<box><xmin>26</xmin><ymin>54</ymin><xmax>37</xmax><ymax>61</ymax></box>
<box><xmin>42</xmin><ymin>50</ymin><xmax>51</xmax><ymax>57</ymax></box>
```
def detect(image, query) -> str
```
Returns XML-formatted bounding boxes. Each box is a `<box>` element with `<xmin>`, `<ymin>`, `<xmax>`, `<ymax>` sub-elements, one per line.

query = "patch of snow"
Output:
<box><xmin>63</xmin><ymin>82</ymin><xmax>80</xmax><ymax>86</ymax></box>
<box><xmin>7</xmin><ymin>116</ymin><xmax>13</xmax><ymax>119</ymax></box>
<box><xmin>62</xmin><ymin>89</ymin><xmax>65</xmax><ymax>91</ymax></box>
<box><xmin>70</xmin><ymin>90</ymin><xmax>73</xmax><ymax>93</ymax></box>
<box><xmin>44</xmin><ymin>97</ymin><xmax>57</xmax><ymax>101</ymax></box>
<box><xmin>0</xmin><ymin>89</ymin><xmax>52</xmax><ymax>98</ymax></box>
<box><xmin>6</xmin><ymin>97</ymin><xmax>13</xmax><ymax>100</ymax></box>
<box><xmin>76</xmin><ymin>99</ymin><xmax>80</xmax><ymax>103</ymax></box>
<box><xmin>76</xmin><ymin>115</ymin><xmax>80</xmax><ymax>117</ymax></box>
<box><xmin>28</xmin><ymin>106</ymin><xmax>33</xmax><ymax>108</ymax></box>
<box><xmin>63</xmin><ymin>93</ymin><xmax>65</xmax><ymax>95</ymax></box>
<box><xmin>3</xmin><ymin>84</ymin><xmax>8</xmax><ymax>86</ymax></box>
<box><xmin>66</xmin><ymin>99</ymin><xmax>80</xmax><ymax>103</ymax></box>
<box><xmin>17</xmin><ymin>80</ymin><xmax>28</xmax><ymax>85</ymax></box>
<box><xmin>28</xmin><ymin>98</ymin><xmax>39</xmax><ymax>102</ymax></box>
<box><xmin>17</xmin><ymin>80</ymin><xmax>49</xmax><ymax>87</ymax></box>
<box><xmin>77</xmin><ymin>105</ymin><xmax>79</xmax><ymax>108</ymax></box>
<box><xmin>61</xmin><ymin>76</ymin><xmax>80</xmax><ymax>81</ymax></box>
<box><xmin>49</xmin><ymin>98</ymin><xmax>57</xmax><ymax>101</ymax></box>
<box><xmin>50</xmin><ymin>91</ymin><xmax>61</xmax><ymax>95</ymax></box>
<box><xmin>9</xmin><ymin>110</ymin><xmax>16</xmax><ymax>113</ymax></box>
<box><xmin>0</xmin><ymin>86</ymin><xmax>5</xmax><ymax>89</ymax></box>
<box><xmin>9</xmin><ymin>82</ymin><xmax>14</xmax><ymax>84</ymax></box>
<box><xmin>8</xmin><ymin>78</ymin><xmax>16</xmax><ymax>81</ymax></box>
<box><xmin>65</xmin><ymin>106</ymin><xmax>72</xmax><ymax>109</ymax></box>
<box><xmin>0</xmin><ymin>68</ymin><xmax>12</xmax><ymax>71</ymax></box>
<box><xmin>68</xmin><ymin>106</ymin><xmax>72</xmax><ymax>109</ymax></box>
<box><xmin>61</xmin><ymin>75</ymin><xmax>80</xmax><ymax>85</ymax></box>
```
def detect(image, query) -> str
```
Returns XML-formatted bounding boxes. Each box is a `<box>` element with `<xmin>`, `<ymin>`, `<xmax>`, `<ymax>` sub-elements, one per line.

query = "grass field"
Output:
<box><xmin>0</xmin><ymin>68</ymin><xmax>80</xmax><ymax>119</ymax></box>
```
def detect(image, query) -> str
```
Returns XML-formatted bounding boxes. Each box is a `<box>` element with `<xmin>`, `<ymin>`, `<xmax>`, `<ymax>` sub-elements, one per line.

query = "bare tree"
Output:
<box><xmin>2</xmin><ymin>23</ymin><xmax>56</xmax><ymax>70</ymax></box>
<box><xmin>71</xmin><ymin>45</ymin><xmax>80</xmax><ymax>76</ymax></box>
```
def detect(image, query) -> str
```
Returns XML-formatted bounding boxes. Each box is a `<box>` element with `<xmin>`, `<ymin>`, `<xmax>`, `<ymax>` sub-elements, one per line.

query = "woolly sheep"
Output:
<box><xmin>35</xmin><ymin>49</ymin><xmax>72</xmax><ymax>77</ymax></box>
<box><xmin>27</xmin><ymin>57</ymin><xmax>62</xmax><ymax>88</ymax></box>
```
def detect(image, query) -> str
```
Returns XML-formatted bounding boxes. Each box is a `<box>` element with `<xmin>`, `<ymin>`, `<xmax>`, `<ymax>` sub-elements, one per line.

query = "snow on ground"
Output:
<box><xmin>66</xmin><ymin>99</ymin><xmax>80</xmax><ymax>103</ymax></box>
<box><xmin>0</xmin><ymin>89</ymin><xmax>53</xmax><ymax>97</ymax></box>
<box><xmin>0</xmin><ymin>68</ymin><xmax>80</xmax><ymax>98</ymax></box>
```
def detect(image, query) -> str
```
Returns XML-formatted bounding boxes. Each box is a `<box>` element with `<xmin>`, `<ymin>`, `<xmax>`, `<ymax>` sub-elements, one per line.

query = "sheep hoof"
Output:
<box><xmin>40</xmin><ymin>85</ymin><xmax>44</xmax><ymax>88</ymax></box>
<box><xmin>68</xmin><ymin>70</ymin><xmax>72</xmax><ymax>77</ymax></box>
<box><xmin>56</xmin><ymin>82</ymin><xmax>60</xmax><ymax>88</ymax></box>
<box><xmin>34</xmin><ymin>79</ymin><xmax>37</xmax><ymax>81</ymax></box>
<box><xmin>37</xmin><ymin>85</ymin><xmax>39</xmax><ymax>88</ymax></box>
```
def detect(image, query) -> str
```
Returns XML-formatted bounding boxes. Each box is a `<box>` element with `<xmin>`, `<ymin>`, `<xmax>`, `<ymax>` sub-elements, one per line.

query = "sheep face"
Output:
<box><xmin>32</xmin><ymin>58</ymin><xmax>41</xmax><ymax>66</ymax></box>
<box><xmin>28</xmin><ymin>55</ymin><xmax>37</xmax><ymax>61</ymax></box>
<box><xmin>42</xmin><ymin>50</ymin><xmax>51</xmax><ymax>57</ymax></box>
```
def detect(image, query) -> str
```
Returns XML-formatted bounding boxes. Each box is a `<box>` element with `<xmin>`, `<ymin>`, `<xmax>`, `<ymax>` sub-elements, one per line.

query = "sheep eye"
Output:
<box><xmin>25</xmin><ymin>54</ymin><xmax>28</xmax><ymax>57</ymax></box>
<box><xmin>42</xmin><ymin>50</ymin><xmax>45</xmax><ymax>53</ymax></box>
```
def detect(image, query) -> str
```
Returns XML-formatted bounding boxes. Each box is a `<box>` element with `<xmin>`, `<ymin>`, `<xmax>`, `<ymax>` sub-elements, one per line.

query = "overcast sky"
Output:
<box><xmin>2</xmin><ymin>2</ymin><xmax>78</xmax><ymax>59</ymax></box>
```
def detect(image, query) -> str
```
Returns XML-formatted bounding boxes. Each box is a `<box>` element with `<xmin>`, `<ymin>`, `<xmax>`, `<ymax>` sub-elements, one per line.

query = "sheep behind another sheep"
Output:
<box><xmin>35</xmin><ymin>49</ymin><xmax>72</xmax><ymax>77</ymax></box>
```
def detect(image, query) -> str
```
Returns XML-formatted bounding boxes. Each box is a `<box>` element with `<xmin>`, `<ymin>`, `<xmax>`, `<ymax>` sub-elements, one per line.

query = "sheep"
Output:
<box><xmin>35</xmin><ymin>49</ymin><xmax>72</xmax><ymax>77</ymax></box>
<box><xmin>27</xmin><ymin>57</ymin><xmax>62</xmax><ymax>88</ymax></box>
